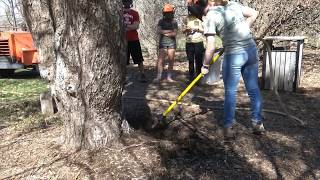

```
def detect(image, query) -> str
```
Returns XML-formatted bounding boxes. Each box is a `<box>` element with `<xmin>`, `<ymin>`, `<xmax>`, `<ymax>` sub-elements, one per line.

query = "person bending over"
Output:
<box><xmin>201</xmin><ymin>0</ymin><xmax>264</xmax><ymax>139</ymax></box>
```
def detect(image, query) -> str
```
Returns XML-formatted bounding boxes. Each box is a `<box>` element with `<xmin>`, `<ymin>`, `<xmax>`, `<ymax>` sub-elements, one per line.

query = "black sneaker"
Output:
<box><xmin>223</xmin><ymin>127</ymin><xmax>235</xmax><ymax>140</ymax></box>
<box><xmin>139</xmin><ymin>73</ymin><xmax>147</xmax><ymax>83</ymax></box>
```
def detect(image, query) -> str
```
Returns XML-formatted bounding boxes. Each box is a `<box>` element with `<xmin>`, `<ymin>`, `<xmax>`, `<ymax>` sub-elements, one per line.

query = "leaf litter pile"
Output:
<box><xmin>0</xmin><ymin>50</ymin><xmax>319</xmax><ymax>179</ymax></box>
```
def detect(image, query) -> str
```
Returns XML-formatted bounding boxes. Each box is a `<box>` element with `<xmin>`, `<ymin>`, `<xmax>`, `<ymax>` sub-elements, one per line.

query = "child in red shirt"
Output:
<box><xmin>123</xmin><ymin>0</ymin><xmax>146</xmax><ymax>82</ymax></box>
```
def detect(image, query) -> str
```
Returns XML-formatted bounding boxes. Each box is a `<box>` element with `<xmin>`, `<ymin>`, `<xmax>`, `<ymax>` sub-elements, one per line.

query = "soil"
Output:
<box><xmin>0</xmin><ymin>49</ymin><xmax>319</xmax><ymax>179</ymax></box>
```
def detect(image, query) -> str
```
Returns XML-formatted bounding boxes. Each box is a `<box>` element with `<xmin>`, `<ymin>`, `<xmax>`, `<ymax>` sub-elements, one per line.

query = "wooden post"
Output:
<box><xmin>262</xmin><ymin>39</ymin><xmax>273</xmax><ymax>90</ymax></box>
<box><xmin>40</xmin><ymin>91</ymin><xmax>54</xmax><ymax>115</ymax></box>
<box><xmin>294</xmin><ymin>39</ymin><xmax>304</xmax><ymax>91</ymax></box>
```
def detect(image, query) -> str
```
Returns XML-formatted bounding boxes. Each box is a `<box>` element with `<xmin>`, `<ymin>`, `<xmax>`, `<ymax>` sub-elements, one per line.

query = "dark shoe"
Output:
<box><xmin>188</xmin><ymin>75</ymin><xmax>195</xmax><ymax>82</ymax></box>
<box><xmin>251</xmin><ymin>121</ymin><xmax>265</xmax><ymax>135</ymax></box>
<box><xmin>139</xmin><ymin>73</ymin><xmax>147</xmax><ymax>83</ymax></box>
<box><xmin>223</xmin><ymin>127</ymin><xmax>235</xmax><ymax>140</ymax></box>
<box><xmin>124</xmin><ymin>76</ymin><xmax>129</xmax><ymax>85</ymax></box>
<box><xmin>153</xmin><ymin>77</ymin><xmax>162</xmax><ymax>83</ymax></box>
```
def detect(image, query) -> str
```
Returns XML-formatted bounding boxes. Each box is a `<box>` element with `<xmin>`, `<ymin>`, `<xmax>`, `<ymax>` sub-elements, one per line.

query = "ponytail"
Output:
<box><xmin>214</xmin><ymin>0</ymin><xmax>229</xmax><ymax>6</ymax></box>
<box><xmin>187</xmin><ymin>0</ymin><xmax>208</xmax><ymax>20</ymax></box>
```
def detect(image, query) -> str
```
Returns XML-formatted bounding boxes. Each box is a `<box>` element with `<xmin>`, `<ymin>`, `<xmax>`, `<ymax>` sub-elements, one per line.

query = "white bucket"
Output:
<box><xmin>201</xmin><ymin>54</ymin><xmax>223</xmax><ymax>85</ymax></box>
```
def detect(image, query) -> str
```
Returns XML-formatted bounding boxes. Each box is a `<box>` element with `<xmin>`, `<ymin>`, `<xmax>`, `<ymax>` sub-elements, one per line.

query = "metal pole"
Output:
<box><xmin>9</xmin><ymin>0</ymin><xmax>17</xmax><ymax>30</ymax></box>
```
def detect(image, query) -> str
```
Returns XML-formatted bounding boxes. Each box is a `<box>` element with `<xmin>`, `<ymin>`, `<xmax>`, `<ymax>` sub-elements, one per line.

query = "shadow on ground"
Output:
<box><xmin>121</xmin><ymin>50</ymin><xmax>320</xmax><ymax>179</ymax></box>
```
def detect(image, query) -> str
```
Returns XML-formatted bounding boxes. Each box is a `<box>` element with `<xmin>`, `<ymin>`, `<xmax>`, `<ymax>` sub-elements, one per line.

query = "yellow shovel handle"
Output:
<box><xmin>162</xmin><ymin>49</ymin><xmax>224</xmax><ymax>117</ymax></box>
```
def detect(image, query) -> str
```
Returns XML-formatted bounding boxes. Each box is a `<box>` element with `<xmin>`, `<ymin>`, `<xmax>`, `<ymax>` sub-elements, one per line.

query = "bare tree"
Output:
<box><xmin>241</xmin><ymin>0</ymin><xmax>320</xmax><ymax>41</ymax></box>
<box><xmin>22</xmin><ymin>0</ymin><xmax>127</xmax><ymax>151</ymax></box>
<box><xmin>0</xmin><ymin>0</ymin><xmax>26</xmax><ymax>30</ymax></box>
<box><xmin>134</xmin><ymin>0</ymin><xmax>162</xmax><ymax>58</ymax></box>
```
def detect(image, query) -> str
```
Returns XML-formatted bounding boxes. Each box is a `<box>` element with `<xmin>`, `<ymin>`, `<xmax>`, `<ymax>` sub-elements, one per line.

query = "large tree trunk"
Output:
<box><xmin>22</xmin><ymin>0</ymin><xmax>126</xmax><ymax>150</ymax></box>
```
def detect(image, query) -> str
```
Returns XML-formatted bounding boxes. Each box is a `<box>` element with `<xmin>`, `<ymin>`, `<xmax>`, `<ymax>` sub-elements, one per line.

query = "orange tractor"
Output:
<box><xmin>0</xmin><ymin>31</ymin><xmax>38</xmax><ymax>77</ymax></box>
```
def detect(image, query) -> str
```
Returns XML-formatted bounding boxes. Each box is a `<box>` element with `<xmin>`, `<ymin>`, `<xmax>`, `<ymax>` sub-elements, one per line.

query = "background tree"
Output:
<box><xmin>0</xmin><ymin>0</ymin><xmax>25</xmax><ymax>30</ymax></box>
<box><xmin>22</xmin><ymin>0</ymin><xmax>127</xmax><ymax>151</ymax></box>
<box><xmin>134</xmin><ymin>0</ymin><xmax>163</xmax><ymax>58</ymax></box>
<box><xmin>240</xmin><ymin>0</ymin><xmax>320</xmax><ymax>47</ymax></box>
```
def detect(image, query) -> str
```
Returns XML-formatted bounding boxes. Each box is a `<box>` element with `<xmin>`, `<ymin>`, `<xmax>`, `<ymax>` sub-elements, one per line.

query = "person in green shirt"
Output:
<box><xmin>201</xmin><ymin>0</ymin><xmax>265</xmax><ymax>139</ymax></box>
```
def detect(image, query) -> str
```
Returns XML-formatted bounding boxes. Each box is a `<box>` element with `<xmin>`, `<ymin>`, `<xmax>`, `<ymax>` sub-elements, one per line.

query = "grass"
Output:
<box><xmin>0</xmin><ymin>70</ymin><xmax>48</xmax><ymax>103</ymax></box>
<box><xmin>0</xmin><ymin>69</ymin><xmax>60</xmax><ymax>132</ymax></box>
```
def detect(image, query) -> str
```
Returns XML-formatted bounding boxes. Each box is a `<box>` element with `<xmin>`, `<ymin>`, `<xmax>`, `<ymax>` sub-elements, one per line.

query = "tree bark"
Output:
<box><xmin>241</xmin><ymin>0</ymin><xmax>320</xmax><ymax>39</ymax></box>
<box><xmin>22</xmin><ymin>0</ymin><xmax>126</xmax><ymax>150</ymax></box>
<box><xmin>134</xmin><ymin>0</ymin><xmax>162</xmax><ymax>58</ymax></box>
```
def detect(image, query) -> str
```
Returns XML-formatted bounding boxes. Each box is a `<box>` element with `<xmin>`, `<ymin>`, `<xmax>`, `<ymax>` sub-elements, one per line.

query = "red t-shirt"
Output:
<box><xmin>123</xmin><ymin>9</ymin><xmax>140</xmax><ymax>41</ymax></box>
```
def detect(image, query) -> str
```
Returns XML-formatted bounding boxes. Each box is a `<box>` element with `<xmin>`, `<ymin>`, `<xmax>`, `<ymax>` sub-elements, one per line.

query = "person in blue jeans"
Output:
<box><xmin>201</xmin><ymin>0</ymin><xmax>265</xmax><ymax>139</ymax></box>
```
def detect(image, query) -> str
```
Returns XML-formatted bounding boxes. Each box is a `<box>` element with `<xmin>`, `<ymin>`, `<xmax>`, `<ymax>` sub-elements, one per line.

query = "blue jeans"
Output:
<box><xmin>222</xmin><ymin>46</ymin><xmax>262</xmax><ymax>128</ymax></box>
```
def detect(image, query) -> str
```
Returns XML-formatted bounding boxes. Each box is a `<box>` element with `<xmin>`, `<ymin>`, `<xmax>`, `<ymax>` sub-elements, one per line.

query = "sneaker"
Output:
<box><xmin>166</xmin><ymin>77</ymin><xmax>176</xmax><ymax>83</ymax></box>
<box><xmin>139</xmin><ymin>73</ymin><xmax>147</xmax><ymax>83</ymax></box>
<box><xmin>251</xmin><ymin>121</ymin><xmax>265</xmax><ymax>134</ymax></box>
<box><xmin>153</xmin><ymin>77</ymin><xmax>162</xmax><ymax>83</ymax></box>
<box><xmin>223</xmin><ymin>127</ymin><xmax>235</xmax><ymax>140</ymax></box>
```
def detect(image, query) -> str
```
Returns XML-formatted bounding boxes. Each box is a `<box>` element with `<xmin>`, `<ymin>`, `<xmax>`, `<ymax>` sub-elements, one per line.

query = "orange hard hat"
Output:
<box><xmin>163</xmin><ymin>4</ymin><xmax>174</xmax><ymax>12</ymax></box>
